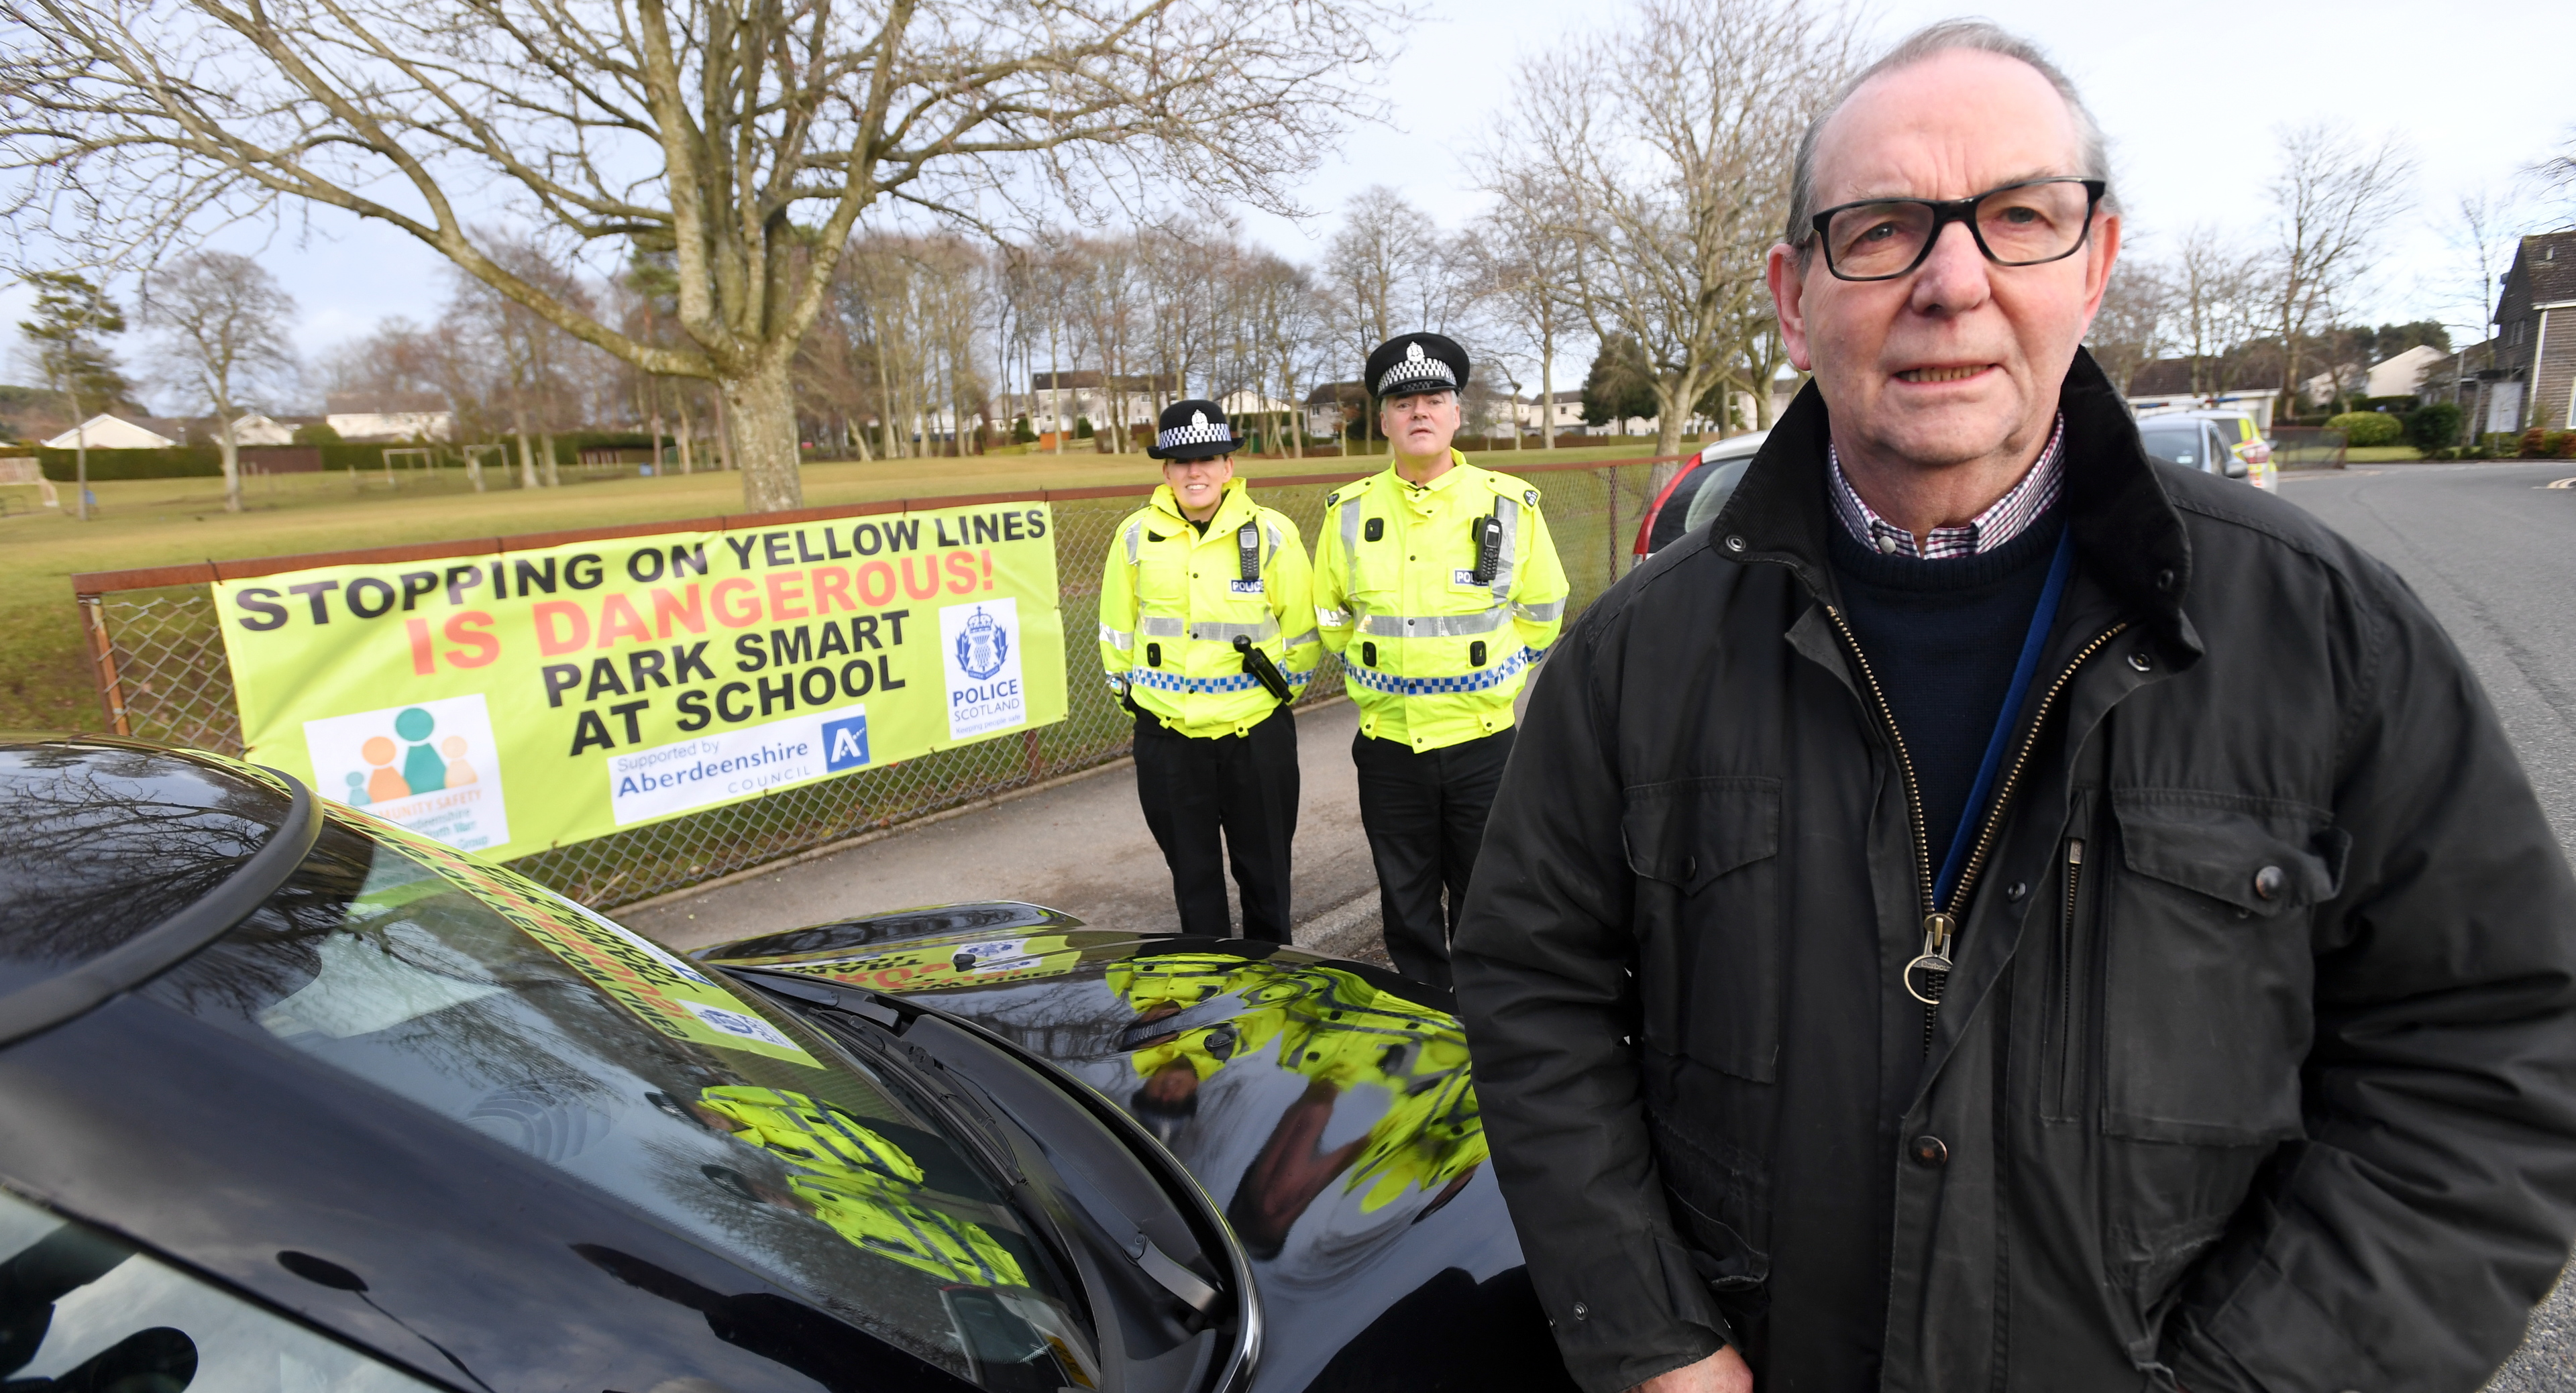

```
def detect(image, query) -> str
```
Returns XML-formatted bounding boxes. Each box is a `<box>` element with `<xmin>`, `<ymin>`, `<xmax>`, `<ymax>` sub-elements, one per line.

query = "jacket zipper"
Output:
<box><xmin>2052</xmin><ymin>837</ymin><xmax>2085</xmax><ymax>1118</ymax></box>
<box><xmin>1825</xmin><ymin>606</ymin><xmax>2131</xmax><ymax>1052</ymax></box>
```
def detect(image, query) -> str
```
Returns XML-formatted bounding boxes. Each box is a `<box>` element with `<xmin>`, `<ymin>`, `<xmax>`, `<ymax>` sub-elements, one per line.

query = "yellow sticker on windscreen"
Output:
<box><xmin>387</xmin><ymin>822</ymin><xmax>820</xmax><ymax>1067</ymax></box>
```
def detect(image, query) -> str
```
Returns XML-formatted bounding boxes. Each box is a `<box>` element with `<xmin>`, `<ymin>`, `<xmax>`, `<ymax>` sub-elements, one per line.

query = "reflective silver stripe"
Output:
<box><xmin>1316</xmin><ymin>606</ymin><xmax>1354</xmax><ymax>628</ymax></box>
<box><xmin>1358</xmin><ymin>605</ymin><xmax>1514</xmax><ymax>638</ymax></box>
<box><xmin>1191</xmin><ymin>617</ymin><xmax>1280</xmax><ymax>643</ymax></box>
<box><xmin>1124</xmin><ymin>520</ymin><xmax>1142</xmax><ymax>566</ymax></box>
<box><xmin>1138</xmin><ymin>616</ymin><xmax>1188</xmax><ymax>638</ymax></box>
<box><xmin>1283</xmin><ymin>628</ymin><xmax>1320</xmax><ymax>649</ymax></box>
<box><xmin>1265</xmin><ymin>521</ymin><xmax>1283</xmax><ymax>569</ymax></box>
<box><xmin>1490</xmin><ymin>494</ymin><xmax>1520</xmax><ymax>602</ymax></box>
<box><xmin>1513</xmin><ymin>598</ymin><xmax>1565</xmax><ymax>622</ymax></box>
<box><xmin>1099</xmin><ymin>623</ymin><xmax>1135</xmax><ymax>650</ymax></box>
<box><xmin>1340</xmin><ymin>493</ymin><xmax>1364</xmax><ymax>598</ymax></box>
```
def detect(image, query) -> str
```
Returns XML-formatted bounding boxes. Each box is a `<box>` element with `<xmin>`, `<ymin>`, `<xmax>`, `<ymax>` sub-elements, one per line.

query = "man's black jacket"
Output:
<box><xmin>1452</xmin><ymin>353</ymin><xmax>2576</xmax><ymax>1392</ymax></box>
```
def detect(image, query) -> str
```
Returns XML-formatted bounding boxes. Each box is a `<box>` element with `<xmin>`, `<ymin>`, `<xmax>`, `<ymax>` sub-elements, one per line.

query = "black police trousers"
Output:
<box><xmin>1352</xmin><ymin>727</ymin><xmax>1515</xmax><ymax>989</ymax></box>
<box><xmin>1132</xmin><ymin>705</ymin><xmax>1299</xmax><ymax>942</ymax></box>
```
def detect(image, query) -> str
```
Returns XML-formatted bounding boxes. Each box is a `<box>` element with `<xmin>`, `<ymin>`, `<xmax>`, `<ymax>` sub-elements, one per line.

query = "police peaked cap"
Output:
<box><xmin>1366</xmin><ymin>333</ymin><xmax>1468</xmax><ymax>401</ymax></box>
<box><xmin>1146</xmin><ymin>398</ymin><xmax>1242</xmax><ymax>461</ymax></box>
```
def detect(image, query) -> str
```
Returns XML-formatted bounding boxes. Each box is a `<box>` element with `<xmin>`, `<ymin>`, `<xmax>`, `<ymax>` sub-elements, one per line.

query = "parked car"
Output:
<box><xmin>1633</xmin><ymin>429</ymin><xmax>1768</xmax><ymax>557</ymax></box>
<box><xmin>2182</xmin><ymin>409</ymin><xmax>2276</xmax><ymax>491</ymax></box>
<box><xmin>2137</xmin><ymin>411</ymin><xmax>2275</xmax><ymax>491</ymax></box>
<box><xmin>0</xmin><ymin>734</ymin><xmax>1572</xmax><ymax>1393</ymax></box>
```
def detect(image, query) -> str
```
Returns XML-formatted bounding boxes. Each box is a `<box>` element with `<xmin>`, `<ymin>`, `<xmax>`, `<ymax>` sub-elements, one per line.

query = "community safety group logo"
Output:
<box><xmin>303</xmin><ymin>693</ymin><xmax>510</xmax><ymax>852</ymax></box>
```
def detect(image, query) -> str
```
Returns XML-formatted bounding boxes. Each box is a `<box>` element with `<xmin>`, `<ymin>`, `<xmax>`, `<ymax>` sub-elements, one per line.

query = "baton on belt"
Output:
<box><xmin>1232</xmin><ymin>634</ymin><xmax>1293</xmax><ymax>703</ymax></box>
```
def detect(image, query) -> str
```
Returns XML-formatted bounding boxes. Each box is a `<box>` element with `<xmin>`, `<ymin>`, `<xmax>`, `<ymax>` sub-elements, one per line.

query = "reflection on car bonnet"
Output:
<box><xmin>690</xmin><ymin>1085</ymin><xmax>1026</xmax><ymax>1288</ymax></box>
<box><xmin>1110</xmin><ymin>955</ymin><xmax>1490</xmax><ymax>1214</ymax></box>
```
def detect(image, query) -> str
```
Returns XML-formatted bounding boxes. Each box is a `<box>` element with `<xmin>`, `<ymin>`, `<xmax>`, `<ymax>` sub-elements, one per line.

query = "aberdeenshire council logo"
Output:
<box><xmin>955</xmin><ymin>606</ymin><xmax>1010</xmax><ymax>681</ymax></box>
<box><xmin>941</xmin><ymin>599</ymin><xmax>1026</xmax><ymax>741</ymax></box>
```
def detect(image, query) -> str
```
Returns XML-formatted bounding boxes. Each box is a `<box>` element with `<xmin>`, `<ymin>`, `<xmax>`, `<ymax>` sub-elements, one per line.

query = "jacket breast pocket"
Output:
<box><xmin>1621</xmin><ymin>777</ymin><xmax>1782</xmax><ymax>1082</ymax></box>
<box><xmin>2098</xmin><ymin>789</ymin><xmax>2349</xmax><ymax>1145</ymax></box>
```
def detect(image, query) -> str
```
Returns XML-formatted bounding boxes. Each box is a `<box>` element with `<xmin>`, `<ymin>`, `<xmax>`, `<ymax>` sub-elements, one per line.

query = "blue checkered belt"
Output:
<box><xmin>1126</xmin><ymin>667</ymin><xmax>1316</xmax><ymax>695</ymax></box>
<box><xmin>1343</xmin><ymin>645</ymin><xmax>1548</xmax><ymax>696</ymax></box>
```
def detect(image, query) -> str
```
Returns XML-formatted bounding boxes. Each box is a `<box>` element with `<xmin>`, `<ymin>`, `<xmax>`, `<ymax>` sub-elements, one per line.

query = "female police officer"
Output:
<box><xmin>1099</xmin><ymin>398</ymin><xmax>1321</xmax><ymax>941</ymax></box>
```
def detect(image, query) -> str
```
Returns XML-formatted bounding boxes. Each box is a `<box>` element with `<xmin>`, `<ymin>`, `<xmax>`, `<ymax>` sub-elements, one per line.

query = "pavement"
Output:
<box><xmin>2281</xmin><ymin>461</ymin><xmax>2576</xmax><ymax>1389</ymax></box>
<box><xmin>628</xmin><ymin>696</ymin><xmax>1397</xmax><ymax>966</ymax></box>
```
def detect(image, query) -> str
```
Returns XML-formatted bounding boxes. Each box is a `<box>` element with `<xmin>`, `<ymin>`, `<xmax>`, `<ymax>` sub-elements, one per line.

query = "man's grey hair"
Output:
<box><xmin>1784</xmin><ymin>19</ymin><xmax>2116</xmax><ymax>251</ymax></box>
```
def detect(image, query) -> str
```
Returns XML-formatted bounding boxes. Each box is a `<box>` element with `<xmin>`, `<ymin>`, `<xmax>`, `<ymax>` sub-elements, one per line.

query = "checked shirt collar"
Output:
<box><xmin>1827</xmin><ymin>414</ymin><xmax>2065</xmax><ymax>559</ymax></box>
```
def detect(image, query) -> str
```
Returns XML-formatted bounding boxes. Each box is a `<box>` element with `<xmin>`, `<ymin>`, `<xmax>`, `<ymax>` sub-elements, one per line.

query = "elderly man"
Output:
<box><xmin>1454</xmin><ymin>21</ymin><xmax>2576</xmax><ymax>1393</ymax></box>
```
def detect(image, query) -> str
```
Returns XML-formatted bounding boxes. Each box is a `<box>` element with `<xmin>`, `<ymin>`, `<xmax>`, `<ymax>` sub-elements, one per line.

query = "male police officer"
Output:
<box><xmin>1102</xmin><ymin>398</ymin><xmax>1320</xmax><ymax>942</ymax></box>
<box><xmin>1315</xmin><ymin>334</ymin><xmax>1568</xmax><ymax>988</ymax></box>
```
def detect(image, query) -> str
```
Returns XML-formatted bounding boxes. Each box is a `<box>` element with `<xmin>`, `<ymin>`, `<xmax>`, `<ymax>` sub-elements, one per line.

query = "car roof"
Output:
<box><xmin>1699</xmin><ymin>429</ymin><xmax>1768</xmax><ymax>462</ymax></box>
<box><xmin>0</xmin><ymin>737</ymin><xmax>300</xmax><ymax>1005</ymax></box>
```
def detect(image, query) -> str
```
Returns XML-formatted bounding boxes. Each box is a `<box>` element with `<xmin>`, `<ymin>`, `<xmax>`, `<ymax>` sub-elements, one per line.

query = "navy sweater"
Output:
<box><xmin>1826</xmin><ymin>508</ymin><xmax>2066</xmax><ymax>879</ymax></box>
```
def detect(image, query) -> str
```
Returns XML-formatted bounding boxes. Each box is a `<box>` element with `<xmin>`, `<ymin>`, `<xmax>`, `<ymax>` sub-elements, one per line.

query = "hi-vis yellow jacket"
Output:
<box><xmin>1313</xmin><ymin>452</ymin><xmax>1570</xmax><ymax>751</ymax></box>
<box><xmin>1099</xmin><ymin>480</ymin><xmax>1321</xmax><ymax>738</ymax></box>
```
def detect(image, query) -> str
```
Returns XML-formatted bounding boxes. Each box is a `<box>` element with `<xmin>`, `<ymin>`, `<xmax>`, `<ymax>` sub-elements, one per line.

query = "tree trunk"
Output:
<box><xmin>215</xmin><ymin>412</ymin><xmax>242</xmax><ymax>512</ymax></box>
<box><xmin>1540</xmin><ymin>345</ymin><xmax>1558</xmax><ymax>451</ymax></box>
<box><xmin>540</xmin><ymin>427</ymin><xmax>560</xmax><ymax>487</ymax></box>
<box><xmin>651</xmin><ymin>408</ymin><xmax>665</xmax><ymax>476</ymax></box>
<box><xmin>722</xmin><ymin>359</ymin><xmax>803</xmax><ymax>514</ymax></box>
<box><xmin>65</xmin><ymin>389</ymin><xmax>89</xmax><ymax>521</ymax></box>
<box><xmin>714</xmin><ymin>392</ymin><xmax>737</xmax><ymax>473</ymax></box>
<box><xmin>514</xmin><ymin>414</ymin><xmax>538</xmax><ymax>490</ymax></box>
<box><xmin>676</xmin><ymin>394</ymin><xmax>697</xmax><ymax>475</ymax></box>
<box><xmin>1654</xmin><ymin>380</ymin><xmax>1688</xmax><ymax>463</ymax></box>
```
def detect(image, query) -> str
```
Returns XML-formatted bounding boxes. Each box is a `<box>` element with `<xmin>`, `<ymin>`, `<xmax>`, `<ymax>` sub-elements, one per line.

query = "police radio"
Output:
<box><xmin>1233</xmin><ymin>634</ymin><xmax>1293</xmax><ymax>703</ymax></box>
<box><xmin>1236</xmin><ymin>522</ymin><xmax>1261</xmax><ymax>583</ymax></box>
<box><xmin>1470</xmin><ymin>507</ymin><xmax>1505</xmax><ymax>586</ymax></box>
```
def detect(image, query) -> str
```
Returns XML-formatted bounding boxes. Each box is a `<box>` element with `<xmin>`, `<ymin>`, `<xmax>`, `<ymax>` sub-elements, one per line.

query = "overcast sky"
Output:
<box><xmin>11</xmin><ymin>0</ymin><xmax>2571</xmax><ymax>408</ymax></box>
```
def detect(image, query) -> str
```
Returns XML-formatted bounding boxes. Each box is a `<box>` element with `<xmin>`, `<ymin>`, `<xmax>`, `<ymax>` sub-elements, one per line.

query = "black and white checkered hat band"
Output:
<box><xmin>1376</xmin><ymin>356</ymin><xmax>1457</xmax><ymax>395</ymax></box>
<box><xmin>1155</xmin><ymin>421</ymin><xmax>1234</xmax><ymax>451</ymax></box>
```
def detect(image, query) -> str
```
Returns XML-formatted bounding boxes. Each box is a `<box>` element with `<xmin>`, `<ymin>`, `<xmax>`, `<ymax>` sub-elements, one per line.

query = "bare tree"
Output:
<box><xmin>142</xmin><ymin>250</ymin><xmax>296</xmax><ymax>512</ymax></box>
<box><xmin>2263</xmin><ymin>123</ymin><xmax>2416</xmax><ymax>418</ymax></box>
<box><xmin>1470</xmin><ymin>172</ymin><xmax>1581</xmax><ymax>448</ymax></box>
<box><xmin>2176</xmin><ymin>225</ymin><xmax>2263</xmax><ymax>397</ymax></box>
<box><xmin>2083</xmin><ymin>256</ymin><xmax>2171</xmax><ymax>399</ymax></box>
<box><xmin>1486</xmin><ymin>0</ymin><xmax>1856</xmax><ymax>461</ymax></box>
<box><xmin>1</xmin><ymin>0</ymin><xmax>1402</xmax><ymax>513</ymax></box>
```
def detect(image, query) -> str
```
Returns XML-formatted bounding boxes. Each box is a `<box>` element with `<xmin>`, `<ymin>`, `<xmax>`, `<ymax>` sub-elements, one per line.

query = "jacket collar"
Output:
<box><xmin>1712</xmin><ymin>348</ymin><xmax>2200</xmax><ymax>657</ymax></box>
<box><xmin>1149</xmin><ymin>478</ymin><xmax>1255</xmax><ymax>535</ymax></box>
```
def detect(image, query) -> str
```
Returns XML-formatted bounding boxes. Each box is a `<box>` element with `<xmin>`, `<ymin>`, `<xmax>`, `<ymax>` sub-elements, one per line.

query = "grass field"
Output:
<box><xmin>0</xmin><ymin>441</ymin><xmax>1660</xmax><ymax>733</ymax></box>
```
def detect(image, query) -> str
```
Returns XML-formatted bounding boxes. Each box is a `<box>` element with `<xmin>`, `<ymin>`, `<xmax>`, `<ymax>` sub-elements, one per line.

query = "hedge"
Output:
<box><xmin>23</xmin><ymin>431</ymin><xmax>661</xmax><ymax>480</ymax></box>
<box><xmin>2324</xmin><ymin>411</ymin><xmax>2404</xmax><ymax>447</ymax></box>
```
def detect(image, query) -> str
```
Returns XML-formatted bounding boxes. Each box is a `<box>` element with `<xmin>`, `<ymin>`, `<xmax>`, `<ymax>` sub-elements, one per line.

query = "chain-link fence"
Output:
<box><xmin>72</xmin><ymin>457</ymin><xmax>1672</xmax><ymax>908</ymax></box>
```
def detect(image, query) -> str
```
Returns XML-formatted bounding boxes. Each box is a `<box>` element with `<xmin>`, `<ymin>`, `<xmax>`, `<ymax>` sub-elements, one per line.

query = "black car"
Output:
<box><xmin>0</xmin><ymin>736</ymin><xmax>1573</xmax><ymax>1393</ymax></box>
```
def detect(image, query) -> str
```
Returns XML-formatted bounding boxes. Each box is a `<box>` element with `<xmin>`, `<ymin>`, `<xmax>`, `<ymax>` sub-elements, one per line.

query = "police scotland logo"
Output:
<box><xmin>942</xmin><ymin>600</ymin><xmax>1028</xmax><ymax>740</ymax></box>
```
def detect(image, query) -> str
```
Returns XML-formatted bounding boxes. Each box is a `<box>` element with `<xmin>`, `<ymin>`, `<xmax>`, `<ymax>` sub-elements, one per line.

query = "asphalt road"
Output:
<box><xmin>2281</xmin><ymin>461</ymin><xmax>2576</xmax><ymax>1390</ymax></box>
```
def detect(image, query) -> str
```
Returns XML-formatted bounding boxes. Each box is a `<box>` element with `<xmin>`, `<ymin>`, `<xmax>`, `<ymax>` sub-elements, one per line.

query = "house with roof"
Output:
<box><xmin>42</xmin><ymin>414</ymin><xmax>184</xmax><ymax>450</ymax></box>
<box><xmin>324</xmin><ymin>392</ymin><xmax>454</xmax><ymax>442</ymax></box>
<box><xmin>2422</xmin><ymin>231</ymin><xmax>2576</xmax><ymax>435</ymax></box>
<box><xmin>2124</xmin><ymin>357</ymin><xmax>2280</xmax><ymax>429</ymax></box>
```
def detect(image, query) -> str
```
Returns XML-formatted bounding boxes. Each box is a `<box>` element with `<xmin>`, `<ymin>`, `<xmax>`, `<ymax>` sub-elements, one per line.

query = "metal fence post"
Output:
<box><xmin>78</xmin><ymin>594</ymin><xmax>131</xmax><ymax>736</ymax></box>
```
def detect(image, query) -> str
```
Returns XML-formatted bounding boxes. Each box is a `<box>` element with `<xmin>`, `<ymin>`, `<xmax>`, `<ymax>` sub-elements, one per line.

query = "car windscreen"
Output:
<box><xmin>2137</xmin><ymin>421</ymin><xmax>2205</xmax><ymax>469</ymax></box>
<box><xmin>144</xmin><ymin>808</ymin><xmax>1098</xmax><ymax>1391</ymax></box>
<box><xmin>1678</xmin><ymin>457</ymin><xmax>1754</xmax><ymax>540</ymax></box>
<box><xmin>0</xmin><ymin>743</ymin><xmax>292</xmax><ymax>1000</ymax></box>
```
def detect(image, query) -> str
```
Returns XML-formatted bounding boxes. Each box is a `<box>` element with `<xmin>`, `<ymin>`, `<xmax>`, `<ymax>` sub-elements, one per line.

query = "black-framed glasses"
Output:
<box><xmin>1807</xmin><ymin>177</ymin><xmax>2106</xmax><ymax>282</ymax></box>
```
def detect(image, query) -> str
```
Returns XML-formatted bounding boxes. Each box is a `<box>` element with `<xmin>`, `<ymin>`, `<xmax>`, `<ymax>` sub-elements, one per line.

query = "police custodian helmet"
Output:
<box><xmin>1146</xmin><ymin>398</ymin><xmax>1241</xmax><ymax>461</ymax></box>
<box><xmin>1366</xmin><ymin>333</ymin><xmax>1470</xmax><ymax>402</ymax></box>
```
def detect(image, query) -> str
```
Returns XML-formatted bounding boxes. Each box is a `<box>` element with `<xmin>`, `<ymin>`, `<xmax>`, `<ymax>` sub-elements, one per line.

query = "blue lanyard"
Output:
<box><xmin>1931</xmin><ymin>528</ymin><xmax>2076</xmax><ymax>907</ymax></box>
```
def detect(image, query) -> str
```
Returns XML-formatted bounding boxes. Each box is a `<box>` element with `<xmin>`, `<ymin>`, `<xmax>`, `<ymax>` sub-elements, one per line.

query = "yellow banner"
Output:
<box><xmin>215</xmin><ymin>504</ymin><xmax>1066</xmax><ymax>858</ymax></box>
